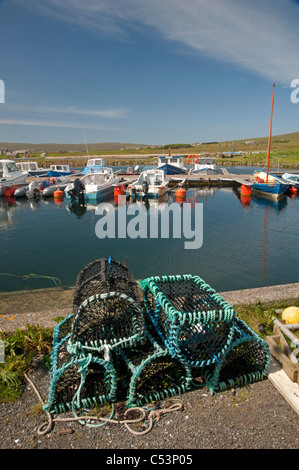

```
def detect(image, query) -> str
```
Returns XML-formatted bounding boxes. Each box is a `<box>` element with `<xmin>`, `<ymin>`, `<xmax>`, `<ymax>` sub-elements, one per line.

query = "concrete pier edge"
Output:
<box><xmin>0</xmin><ymin>281</ymin><xmax>299</xmax><ymax>333</ymax></box>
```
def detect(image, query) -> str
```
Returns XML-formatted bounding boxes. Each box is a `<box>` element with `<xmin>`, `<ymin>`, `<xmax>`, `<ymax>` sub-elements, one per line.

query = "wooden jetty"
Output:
<box><xmin>166</xmin><ymin>168</ymin><xmax>252</xmax><ymax>187</ymax></box>
<box><xmin>26</xmin><ymin>167</ymin><xmax>253</xmax><ymax>188</ymax></box>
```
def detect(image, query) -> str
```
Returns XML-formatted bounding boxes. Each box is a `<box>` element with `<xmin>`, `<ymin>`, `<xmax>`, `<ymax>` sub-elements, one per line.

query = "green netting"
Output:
<box><xmin>73</xmin><ymin>257</ymin><xmax>140</xmax><ymax>309</ymax></box>
<box><xmin>140</xmin><ymin>275</ymin><xmax>270</xmax><ymax>394</ymax></box>
<box><xmin>44</xmin><ymin>314</ymin><xmax>118</xmax><ymax>414</ymax></box>
<box><xmin>118</xmin><ymin>329</ymin><xmax>193</xmax><ymax>408</ymax></box>
<box><xmin>70</xmin><ymin>257</ymin><xmax>146</xmax><ymax>354</ymax></box>
<box><xmin>140</xmin><ymin>275</ymin><xmax>236</xmax><ymax>367</ymax></box>
<box><xmin>192</xmin><ymin>318</ymin><xmax>271</xmax><ymax>394</ymax></box>
<box><xmin>44</xmin><ymin>263</ymin><xmax>271</xmax><ymax>416</ymax></box>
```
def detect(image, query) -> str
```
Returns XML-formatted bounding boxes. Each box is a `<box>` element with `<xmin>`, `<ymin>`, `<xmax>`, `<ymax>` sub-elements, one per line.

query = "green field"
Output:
<box><xmin>1</xmin><ymin>130</ymin><xmax>299</xmax><ymax>169</ymax></box>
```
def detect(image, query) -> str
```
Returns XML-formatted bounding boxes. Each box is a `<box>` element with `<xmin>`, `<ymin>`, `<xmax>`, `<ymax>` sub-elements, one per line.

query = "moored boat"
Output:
<box><xmin>282</xmin><ymin>173</ymin><xmax>299</xmax><ymax>191</ymax></box>
<box><xmin>128</xmin><ymin>168</ymin><xmax>169</xmax><ymax>198</ymax></box>
<box><xmin>250</xmin><ymin>83</ymin><xmax>289</xmax><ymax>200</ymax></box>
<box><xmin>64</xmin><ymin>167</ymin><xmax>119</xmax><ymax>202</ymax></box>
<box><xmin>156</xmin><ymin>155</ymin><xmax>188</xmax><ymax>175</ymax></box>
<box><xmin>42</xmin><ymin>176</ymin><xmax>70</xmax><ymax>197</ymax></box>
<box><xmin>48</xmin><ymin>164</ymin><xmax>81</xmax><ymax>177</ymax></box>
<box><xmin>250</xmin><ymin>170</ymin><xmax>289</xmax><ymax>199</ymax></box>
<box><xmin>82</xmin><ymin>157</ymin><xmax>108</xmax><ymax>174</ymax></box>
<box><xmin>14</xmin><ymin>185</ymin><xmax>29</xmax><ymax>198</ymax></box>
<box><xmin>0</xmin><ymin>159</ymin><xmax>28</xmax><ymax>196</ymax></box>
<box><xmin>190</xmin><ymin>155</ymin><xmax>218</xmax><ymax>174</ymax></box>
<box><xmin>15</xmin><ymin>161</ymin><xmax>49</xmax><ymax>176</ymax></box>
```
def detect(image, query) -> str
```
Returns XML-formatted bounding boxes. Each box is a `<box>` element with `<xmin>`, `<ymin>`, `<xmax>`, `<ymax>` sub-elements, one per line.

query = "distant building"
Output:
<box><xmin>41</xmin><ymin>152</ymin><xmax>49</xmax><ymax>157</ymax></box>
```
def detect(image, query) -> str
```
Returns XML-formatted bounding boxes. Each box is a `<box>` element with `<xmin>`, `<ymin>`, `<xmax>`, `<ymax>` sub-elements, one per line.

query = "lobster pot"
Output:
<box><xmin>48</xmin><ymin>315</ymin><xmax>74</xmax><ymax>381</ymax></box>
<box><xmin>70</xmin><ymin>258</ymin><xmax>146</xmax><ymax>354</ymax></box>
<box><xmin>118</xmin><ymin>331</ymin><xmax>193</xmax><ymax>408</ymax></box>
<box><xmin>73</xmin><ymin>257</ymin><xmax>140</xmax><ymax>308</ymax></box>
<box><xmin>70</xmin><ymin>291</ymin><xmax>146</xmax><ymax>355</ymax></box>
<box><xmin>44</xmin><ymin>339</ymin><xmax>118</xmax><ymax>414</ymax></box>
<box><xmin>140</xmin><ymin>275</ymin><xmax>236</xmax><ymax>368</ymax></box>
<box><xmin>200</xmin><ymin>318</ymin><xmax>271</xmax><ymax>395</ymax></box>
<box><xmin>51</xmin><ymin>314</ymin><xmax>74</xmax><ymax>355</ymax></box>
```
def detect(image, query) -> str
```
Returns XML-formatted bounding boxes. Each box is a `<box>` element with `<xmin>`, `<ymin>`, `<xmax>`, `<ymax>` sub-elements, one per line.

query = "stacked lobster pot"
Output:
<box><xmin>44</xmin><ymin>258</ymin><xmax>193</xmax><ymax>414</ymax></box>
<box><xmin>140</xmin><ymin>274</ymin><xmax>271</xmax><ymax>395</ymax></box>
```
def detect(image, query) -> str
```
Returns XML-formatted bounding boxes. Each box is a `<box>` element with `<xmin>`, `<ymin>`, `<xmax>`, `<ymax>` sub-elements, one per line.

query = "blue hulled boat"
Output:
<box><xmin>82</xmin><ymin>158</ymin><xmax>108</xmax><ymax>174</ymax></box>
<box><xmin>250</xmin><ymin>83</ymin><xmax>289</xmax><ymax>200</ymax></box>
<box><xmin>156</xmin><ymin>155</ymin><xmax>188</xmax><ymax>175</ymax></box>
<box><xmin>64</xmin><ymin>167</ymin><xmax>119</xmax><ymax>202</ymax></box>
<box><xmin>250</xmin><ymin>171</ymin><xmax>289</xmax><ymax>199</ymax></box>
<box><xmin>48</xmin><ymin>164</ymin><xmax>80</xmax><ymax>177</ymax></box>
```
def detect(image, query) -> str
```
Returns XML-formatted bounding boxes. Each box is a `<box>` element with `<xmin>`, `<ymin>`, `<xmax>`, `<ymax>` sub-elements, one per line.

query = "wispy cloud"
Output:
<box><xmin>57</xmin><ymin>106</ymin><xmax>126</xmax><ymax>118</ymax></box>
<box><xmin>18</xmin><ymin>104</ymin><xmax>126</xmax><ymax>119</ymax></box>
<box><xmin>0</xmin><ymin>118</ymin><xmax>122</xmax><ymax>131</ymax></box>
<box><xmin>16</xmin><ymin>0</ymin><xmax>299</xmax><ymax>84</ymax></box>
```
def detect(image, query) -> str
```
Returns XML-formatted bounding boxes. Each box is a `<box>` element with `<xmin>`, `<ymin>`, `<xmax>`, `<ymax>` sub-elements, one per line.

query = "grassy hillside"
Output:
<box><xmin>1</xmin><ymin>131</ymin><xmax>299</xmax><ymax>154</ymax></box>
<box><xmin>1</xmin><ymin>130</ymin><xmax>299</xmax><ymax>169</ymax></box>
<box><xmin>0</xmin><ymin>142</ymin><xmax>150</xmax><ymax>153</ymax></box>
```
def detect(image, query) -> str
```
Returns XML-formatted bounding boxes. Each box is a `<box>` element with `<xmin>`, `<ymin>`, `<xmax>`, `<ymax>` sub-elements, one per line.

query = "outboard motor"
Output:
<box><xmin>71</xmin><ymin>178</ymin><xmax>85</xmax><ymax>202</ymax></box>
<box><xmin>26</xmin><ymin>181</ymin><xmax>41</xmax><ymax>200</ymax></box>
<box><xmin>142</xmin><ymin>179</ymin><xmax>149</xmax><ymax>195</ymax></box>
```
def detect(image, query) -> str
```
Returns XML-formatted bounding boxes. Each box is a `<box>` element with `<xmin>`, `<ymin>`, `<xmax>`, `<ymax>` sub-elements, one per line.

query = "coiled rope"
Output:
<box><xmin>24</xmin><ymin>373</ymin><xmax>183</xmax><ymax>437</ymax></box>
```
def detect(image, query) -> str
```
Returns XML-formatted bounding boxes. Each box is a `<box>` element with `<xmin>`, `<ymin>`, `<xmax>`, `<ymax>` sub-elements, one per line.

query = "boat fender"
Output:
<box><xmin>54</xmin><ymin>189</ymin><xmax>64</xmax><ymax>199</ymax></box>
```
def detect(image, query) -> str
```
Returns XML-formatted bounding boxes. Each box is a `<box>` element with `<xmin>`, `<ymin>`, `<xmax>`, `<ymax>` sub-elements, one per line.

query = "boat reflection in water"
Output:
<box><xmin>252</xmin><ymin>193</ymin><xmax>288</xmax><ymax>285</ymax></box>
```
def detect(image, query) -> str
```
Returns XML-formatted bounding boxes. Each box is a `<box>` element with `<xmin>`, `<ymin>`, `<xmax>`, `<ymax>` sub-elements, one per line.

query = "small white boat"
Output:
<box><xmin>282</xmin><ymin>173</ymin><xmax>299</xmax><ymax>187</ymax></box>
<box><xmin>191</xmin><ymin>156</ymin><xmax>218</xmax><ymax>174</ymax></box>
<box><xmin>15</xmin><ymin>161</ymin><xmax>49</xmax><ymax>176</ymax></box>
<box><xmin>48</xmin><ymin>164</ymin><xmax>80</xmax><ymax>177</ymax></box>
<box><xmin>128</xmin><ymin>168</ymin><xmax>169</xmax><ymax>198</ymax></box>
<box><xmin>65</xmin><ymin>168</ymin><xmax>119</xmax><ymax>202</ymax></box>
<box><xmin>156</xmin><ymin>155</ymin><xmax>188</xmax><ymax>175</ymax></box>
<box><xmin>0</xmin><ymin>159</ymin><xmax>28</xmax><ymax>196</ymax></box>
<box><xmin>82</xmin><ymin>157</ymin><xmax>108</xmax><ymax>174</ymax></box>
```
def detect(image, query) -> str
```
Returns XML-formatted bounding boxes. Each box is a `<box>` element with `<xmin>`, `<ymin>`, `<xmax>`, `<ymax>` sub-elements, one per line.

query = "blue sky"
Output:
<box><xmin>1</xmin><ymin>0</ymin><xmax>299</xmax><ymax>145</ymax></box>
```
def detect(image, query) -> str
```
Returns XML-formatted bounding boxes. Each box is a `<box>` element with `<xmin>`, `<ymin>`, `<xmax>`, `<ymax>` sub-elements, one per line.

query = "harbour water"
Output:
<box><xmin>0</xmin><ymin>166</ymin><xmax>298</xmax><ymax>294</ymax></box>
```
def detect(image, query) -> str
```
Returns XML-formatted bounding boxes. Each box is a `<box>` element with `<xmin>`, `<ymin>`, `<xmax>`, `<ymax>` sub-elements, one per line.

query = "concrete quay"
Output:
<box><xmin>0</xmin><ymin>282</ymin><xmax>298</xmax><ymax>333</ymax></box>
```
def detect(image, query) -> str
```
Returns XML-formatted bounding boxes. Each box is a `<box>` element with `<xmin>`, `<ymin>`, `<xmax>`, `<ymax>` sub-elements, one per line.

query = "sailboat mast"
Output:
<box><xmin>266</xmin><ymin>82</ymin><xmax>275</xmax><ymax>183</ymax></box>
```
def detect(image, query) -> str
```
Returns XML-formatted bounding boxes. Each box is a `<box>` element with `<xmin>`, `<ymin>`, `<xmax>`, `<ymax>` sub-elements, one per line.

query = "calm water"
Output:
<box><xmin>1</xmin><ymin>166</ymin><xmax>298</xmax><ymax>293</ymax></box>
